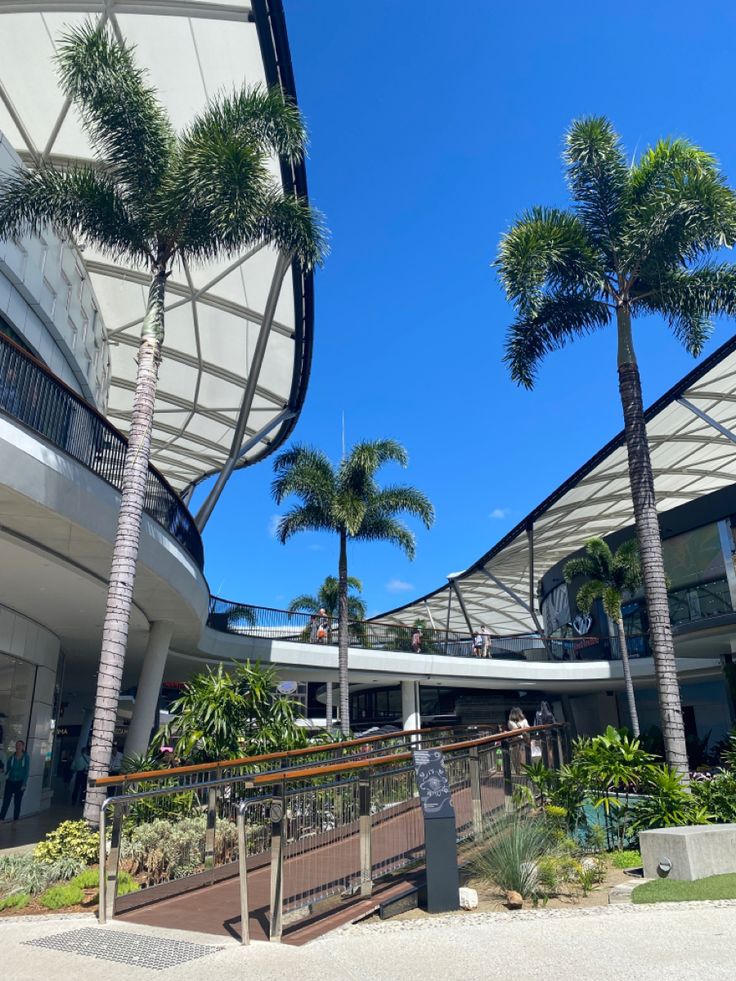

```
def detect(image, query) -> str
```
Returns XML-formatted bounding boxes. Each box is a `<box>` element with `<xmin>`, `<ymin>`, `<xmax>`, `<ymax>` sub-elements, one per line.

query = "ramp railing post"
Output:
<box><xmin>469</xmin><ymin>746</ymin><xmax>483</xmax><ymax>839</ymax></box>
<box><xmin>501</xmin><ymin>742</ymin><xmax>514</xmax><ymax>812</ymax></box>
<box><xmin>236</xmin><ymin>800</ymin><xmax>250</xmax><ymax>945</ymax></box>
<box><xmin>103</xmin><ymin>799</ymin><xmax>127</xmax><ymax>923</ymax></box>
<box><xmin>269</xmin><ymin>793</ymin><xmax>285</xmax><ymax>942</ymax></box>
<box><xmin>98</xmin><ymin>799</ymin><xmax>109</xmax><ymax>925</ymax></box>
<box><xmin>359</xmin><ymin>778</ymin><xmax>372</xmax><ymax>896</ymax></box>
<box><xmin>204</xmin><ymin>769</ymin><xmax>220</xmax><ymax>882</ymax></box>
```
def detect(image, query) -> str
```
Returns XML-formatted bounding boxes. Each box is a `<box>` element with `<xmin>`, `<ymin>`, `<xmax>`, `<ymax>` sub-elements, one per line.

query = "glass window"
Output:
<box><xmin>0</xmin><ymin>651</ymin><xmax>36</xmax><ymax>757</ymax></box>
<box><xmin>663</xmin><ymin>523</ymin><xmax>725</xmax><ymax>591</ymax></box>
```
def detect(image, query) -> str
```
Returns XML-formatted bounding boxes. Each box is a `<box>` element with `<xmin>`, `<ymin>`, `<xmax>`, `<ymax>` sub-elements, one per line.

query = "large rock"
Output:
<box><xmin>505</xmin><ymin>890</ymin><xmax>523</xmax><ymax>909</ymax></box>
<box><xmin>459</xmin><ymin>887</ymin><xmax>478</xmax><ymax>910</ymax></box>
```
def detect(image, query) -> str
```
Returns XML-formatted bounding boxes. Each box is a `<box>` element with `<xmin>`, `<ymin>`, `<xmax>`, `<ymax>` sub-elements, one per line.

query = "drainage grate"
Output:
<box><xmin>24</xmin><ymin>927</ymin><xmax>224</xmax><ymax>971</ymax></box>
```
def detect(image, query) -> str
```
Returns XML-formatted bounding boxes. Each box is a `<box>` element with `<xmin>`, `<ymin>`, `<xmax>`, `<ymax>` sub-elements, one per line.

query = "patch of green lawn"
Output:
<box><xmin>633</xmin><ymin>873</ymin><xmax>736</xmax><ymax>904</ymax></box>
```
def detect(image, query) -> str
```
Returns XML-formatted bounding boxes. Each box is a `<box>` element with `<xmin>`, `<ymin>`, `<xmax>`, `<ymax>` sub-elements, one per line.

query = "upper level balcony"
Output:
<box><xmin>0</xmin><ymin>329</ymin><xmax>203</xmax><ymax>570</ymax></box>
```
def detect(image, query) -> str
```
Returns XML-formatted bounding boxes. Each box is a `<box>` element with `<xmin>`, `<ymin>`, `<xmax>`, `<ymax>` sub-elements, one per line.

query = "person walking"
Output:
<box><xmin>481</xmin><ymin>625</ymin><xmax>492</xmax><ymax>658</ymax></box>
<box><xmin>411</xmin><ymin>626</ymin><xmax>422</xmax><ymax>654</ymax></box>
<box><xmin>473</xmin><ymin>629</ymin><xmax>484</xmax><ymax>657</ymax></box>
<box><xmin>507</xmin><ymin>706</ymin><xmax>530</xmax><ymax>774</ymax></box>
<box><xmin>71</xmin><ymin>744</ymin><xmax>91</xmax><ymax>806</ymax></box>
<box><xmin>0</xmin><ymin>740</ymin><xmax>30</xmax><ymax>822</ymax></box>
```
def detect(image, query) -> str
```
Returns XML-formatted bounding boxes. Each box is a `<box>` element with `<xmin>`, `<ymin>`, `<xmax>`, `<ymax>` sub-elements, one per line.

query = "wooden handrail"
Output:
<box><xmin>96</xmin><ymin>722</ymin><xmax>565</xmax><ymax>790</ymax></box>
<box><xmin>93</xmin><ymin>722</ymin><xmax>497</xmax><ymax>787</ymax></box>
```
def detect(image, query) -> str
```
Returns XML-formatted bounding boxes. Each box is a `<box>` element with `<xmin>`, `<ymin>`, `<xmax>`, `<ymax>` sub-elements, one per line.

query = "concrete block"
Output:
<box><xmin>640</xmin><ymin>824</ymin><xmax>736</xmax><ymax>881</ymax></box>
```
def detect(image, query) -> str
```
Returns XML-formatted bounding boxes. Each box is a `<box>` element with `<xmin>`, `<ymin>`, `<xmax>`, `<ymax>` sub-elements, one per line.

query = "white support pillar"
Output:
<box><xmin>401</xmin><ymin>680</ymin><xmax>421</xmax><ymax>733</ymax></box>
<box><xmin>124</xmin><ymin>621</ymin><xmax>174</xmax><ymax>759</ymax></box>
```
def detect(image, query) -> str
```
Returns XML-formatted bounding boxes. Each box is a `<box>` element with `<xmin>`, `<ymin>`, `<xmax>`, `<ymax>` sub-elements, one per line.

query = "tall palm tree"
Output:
<box><xmin>288</xmin><ymin>575</ymin><xmax>367</xmax><ymax>621</ymax></box>
<box><xmin>288</xmin><ymin>575</ymin><xmax>366</xmax><ymax>730</ymax></box>
<box><xmin>273</xmin><ymin>440</ymin><xmax>434</xmax><ymax>734</ymax></box>
<box><xmin>564</xmin><ymin>538</ymin><xmax>642</xmax><ymax>737</ymax></box>
<box><xmin>0</xmin><ymin>23</ymin><xmax>325</xmax><ymax>823</ymax></box>
<box><xmin>497</xmin><ymin>116</ymin><xmax>736</xmax><ymax>776</ymax></box>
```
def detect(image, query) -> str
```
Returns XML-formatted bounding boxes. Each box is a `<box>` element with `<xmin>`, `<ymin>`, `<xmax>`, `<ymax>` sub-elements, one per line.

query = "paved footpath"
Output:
<box><xmin>3</xmin><ymin>900</ymin><xmax>736</xmax><ymax>981</ymax></box>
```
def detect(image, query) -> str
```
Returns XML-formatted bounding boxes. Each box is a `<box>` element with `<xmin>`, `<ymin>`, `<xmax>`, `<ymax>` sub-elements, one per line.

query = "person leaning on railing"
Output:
<box><xmin>507</xmin><ymin>706</ymin><xmax>530</xmax><ymax>774</ymax></box>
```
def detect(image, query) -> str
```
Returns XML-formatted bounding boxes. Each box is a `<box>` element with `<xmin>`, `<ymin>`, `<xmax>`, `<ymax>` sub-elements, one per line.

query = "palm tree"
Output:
<box><xmin>496</xmin><ymin>116</ymin><xmax>736</xmax><ymax>776</ymax></box>
<box><xmin>0</xmin><ymin>23</ymin><xmax>325</xmax><ymax>823</ymax></box>
<box><xmin>288</xmin><ymin>575</ymin><xmax>366</xmax><ymax>730</ymax></box>
<box><xmin>273</xmin><ymin>440</ymin><xmax>434</xmax><ymax>734</ymax></box>
<box><xmin>288</xmin><ymin>575</ymin><xmax>367</xmax><ymax>621</ymax></box>
<box><xmin>564</xmin><ymin>538</ymin><xmax>642</xmax><ymax>737</ymax></box>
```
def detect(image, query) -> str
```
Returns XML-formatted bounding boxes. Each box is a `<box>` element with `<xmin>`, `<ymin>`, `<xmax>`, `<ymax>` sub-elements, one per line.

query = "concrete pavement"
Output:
<box><xmin>2</xmin><ymin>900</ymin><xmax>735</xmax><ymax>980</ymax></box>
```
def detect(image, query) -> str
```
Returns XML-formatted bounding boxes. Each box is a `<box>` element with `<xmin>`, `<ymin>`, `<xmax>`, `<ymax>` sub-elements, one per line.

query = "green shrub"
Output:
<box><xmin>0</xmin><ymin>892</ymin><xmax>30</xmax><ymax>911</ymax></box>
<box><xmin>38</xmin><ymin>883</ymin><xmax>84</xmax><ymax>910</ymax></box>
<box><xmin>117</xmin><ymin>871</ymin><xmax>139</xmax><ymax>896</ymax></box>
<box><xmin>71</xmin><ymin>868</ymin><xmax>100</xmax><ymax>889</ymax></box>
<box><xmin>121</xmin><ymin>815</ymin><xmax>237</xmax><ymax>886</ymax></box>
<box><xmin>632</xmin><ymin>767</ymin><xmax>711</xmax><ymax>832</ymax></box>
<box><xmin>472</xmin><ymin>814</ymin><xmax>553</xmax><ymax>898</ymax></box>
<box><xmin>691</xmin><ymin>772</ymin><xmax>736</xmax><ymax>824</ymax></box>
<box><xmin>0</xmin><ymin>853</ymin><xmax>84</xmax><ymax>898</ymax></box>
<box><xmin>609</xmin><ymin>849</ymin><xmax>641</xmax><ymax>869</ymax></box>
<box><xmin>35</xmin><ymin>821</ymin><xmax>98</xmax><ymax>865</ymax></box>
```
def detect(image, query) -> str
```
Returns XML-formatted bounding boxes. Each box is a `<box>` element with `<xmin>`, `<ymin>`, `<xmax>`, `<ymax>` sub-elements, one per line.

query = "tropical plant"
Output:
<box><xmin>0</xmin><ymin>22</ymin><xmax>325</xmax><ymax>824</ymax></box>
<box><xmin>691</xmin><ymin>771</ymin><xmax>736</xmax><ymax>823</ymax></box>
<box><xmin>34</xmin><ymin>820</ymin><xmax>99</xmax><ymax>866</ymax></box>
<box><xmin>289</xmin><ymin>574</ymin><xmax>367</xmax><ymax>622</ymax></box>
<box><xmin>471</xmin><ymin>813</ymin><xmax>554</xmax><ymax>899</ymax></box>
<box><xmin>160</xmin><ymin>660</ymin><xmax>308</xmax><ymax>763</ymax></box>
<box><xmin>564</xmin><ymin>538</ymin><xmax>642</xmax><ymax>736</ymax></box>
<box><xmin>272</xmin><ymin>439</ymin><xmax>434</xmax><ymax>733</ymax></box>
<box><xmin>496</xmin><ymin>116</ymin><xmax>736</xmax><ymax>776</ymax></box>
<box><xmin>631</xmin><ymin>766</ymin><xmax>711</xmax><ymax>832</ymax></box>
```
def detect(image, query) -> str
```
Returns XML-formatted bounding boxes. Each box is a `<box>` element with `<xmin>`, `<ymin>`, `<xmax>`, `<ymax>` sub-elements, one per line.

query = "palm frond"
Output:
<box><xmin>563</xmin><ymin>556</ymin><xmax>595</xmax><ymax>583</ymax></box>
<box><xmin>564</xmin><ymin>116</ymin><xmax>628</xmax><ymax>258</ymax></box>
<box><xmin>370</xmin><ymin>485</ymin><xmax>435</xmax><ymax>528</ymax></box>
<box><xmin>183</xmin><ymin>84</ymin><xmax>308</xmax><ymax>164</ymax></box>
<box><xmin>601</xmin><ymin>585</ymin><xmax>623</xmax><ymax>621</ymax></box>
<box><xmin>583</xmin><ymin>537</ymin><xmax>614</xmax><ymax>575</ymax></box>
<box><xmin>635</xmin><ymin>262</ymin><xmax>736</xmax><ymax>355</ymax></box>
<box><xmin>0</xmin><ymin>164</ymin><xmax>149</xmax><ymax>264</ymax></box>
<box><xmin>276</xmin><ymin>504</ymin><xmax>334</xmax><ymax>543</ymax></box>
<box><xmin>272</xmin><ymin>445</ymin><xmax>336</xmax><ymax>508</ymax></box>
<box><xmin>504</xmin><ymin>291</ymin><xmax>611</xmax><ymax>389</ymax></box>
<box><xmin>575</xmin><ymin>579</ymin><xmax>606</xmax><ymax>615</ymax></box>
<box><xmin>287</xmin><ymin>593</ymin><xmax>319</xmax><ymax>613</ymax></box>
<box><xmin>623</xmin><ymin>139</ymin><xmax>736</xmax><ymax>273</ymax></box>
<box><xmin>55</xmin><ymin>21</ymin><xmax>174</xmax><ymax>206</ymax></box>
<box><xmin>354</xmin><ymin>514</ymin><xmax>416</xmax><ymax>560</ymax></box>
<box><xmin>496</xmin><ymin>206</ymin><xmax>602</xmax><ymax>315</ymax></box>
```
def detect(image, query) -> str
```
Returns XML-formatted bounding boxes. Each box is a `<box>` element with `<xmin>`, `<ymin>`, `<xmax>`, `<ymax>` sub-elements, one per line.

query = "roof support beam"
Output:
<box><xmin>195</xmin><ymin>253</ymin><xmax>292</xmax><ymax>530</ymax></box>
<box><xmin>478</xmin><ymin>567</ymin><xmax>536</xmax><ymax>631</ymax></box>
<box><xmin>449</xmin><ymin>578</ymin><xmax>474</xmax><ymax>636</ymax></box>
<box><xmin>677</xmin><ymin>397</ymin><xmax>736</xmax><ymax>446</ymax></box>
<box><xmin>526</xmin><ymin>523</ymin><xmax>544</xmax><ymax>636</ymax></box>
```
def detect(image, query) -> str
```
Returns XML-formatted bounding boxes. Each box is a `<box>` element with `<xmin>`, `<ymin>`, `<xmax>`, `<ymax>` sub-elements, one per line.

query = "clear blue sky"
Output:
<box><xmin>191</xmin><ymin>0</ymin><xmax>736</xmax><ymax>617</ymax></box>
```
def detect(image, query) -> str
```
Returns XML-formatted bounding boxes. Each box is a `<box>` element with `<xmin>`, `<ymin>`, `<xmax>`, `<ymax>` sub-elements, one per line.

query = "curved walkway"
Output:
<box><xmin>3</xmin><ymin>901</ymin><xmax>736</xmax><ymax>980</ymax></box>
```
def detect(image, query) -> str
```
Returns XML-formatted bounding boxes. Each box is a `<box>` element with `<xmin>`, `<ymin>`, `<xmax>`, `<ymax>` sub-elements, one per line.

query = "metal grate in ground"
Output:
<box><xmin>24</xmin><ymin>927</ymin><xmax>224</xmax><ymax>971</ymax></box>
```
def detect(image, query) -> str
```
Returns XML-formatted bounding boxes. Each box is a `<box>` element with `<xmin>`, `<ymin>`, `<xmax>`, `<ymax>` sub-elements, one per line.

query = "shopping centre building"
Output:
<box><xmin>0</xmin><ymin>0</ymin><xmax>733</xmax><ymax>820</ymax></box>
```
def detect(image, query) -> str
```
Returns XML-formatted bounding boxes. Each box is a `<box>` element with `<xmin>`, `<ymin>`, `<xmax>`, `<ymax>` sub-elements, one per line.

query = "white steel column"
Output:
<box><xmin>124</xmin><ymin>621</ymin><xmax>174</xmax><ymax>758</ymax></box>
<box><xmin>401</xmin><ymin>680</ymin><xmax>421</xmax><ymax>732</ymax></box>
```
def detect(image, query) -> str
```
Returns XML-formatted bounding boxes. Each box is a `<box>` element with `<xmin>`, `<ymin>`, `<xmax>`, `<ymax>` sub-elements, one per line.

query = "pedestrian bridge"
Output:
<box><xmin>94</xmin><ymin>722</ymin><xmax>563</xmax><ymax>943</ymax></box>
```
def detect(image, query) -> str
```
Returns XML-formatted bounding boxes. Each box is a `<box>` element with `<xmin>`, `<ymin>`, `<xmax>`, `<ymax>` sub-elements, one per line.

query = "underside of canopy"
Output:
<box><xmin>380</xmin><ymin>333</ymin><xmax>736</xmax><ymax>635</ymax></box>
<box><xmin>0</xmin><ymin>0</ymin><xmax>313</xmax><ymax>496</ymax></box>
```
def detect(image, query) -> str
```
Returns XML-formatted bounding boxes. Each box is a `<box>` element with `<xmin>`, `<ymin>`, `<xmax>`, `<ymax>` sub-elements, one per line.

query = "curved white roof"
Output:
<box><xmin>0</xmin><ymin>0</ymin><xmax>313</xmax><ymax>494</ymax></box>
<box><xmin>382</xmin><ymin>334</ymin><xmax>736</xmax><ymax>635</ymax></box>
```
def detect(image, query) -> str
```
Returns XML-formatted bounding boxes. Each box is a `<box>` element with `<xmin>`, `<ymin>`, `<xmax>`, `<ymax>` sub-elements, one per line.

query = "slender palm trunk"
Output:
<box><xmin>338</xmin><ymin>527</ymin><xmax>350</xmax><ymax>735</ymax></box>
<box><xmin>325</xmin><ymin>682</ymin><xmax>333</xmax><ymax>730</ymax></box>
<box><xmin>614</xmin><ymin>612</ymin><xmax>640</xmax><ymax>737</ymax></box>
<box><xmin>616</xmin><ymin>305</ymin><xmax>688</xmax><ymax>776</ymax></box>
<box><xmin>84</xmin><ymin>269</ymin><xmax>167</xmax><ymax>824</ymax></box>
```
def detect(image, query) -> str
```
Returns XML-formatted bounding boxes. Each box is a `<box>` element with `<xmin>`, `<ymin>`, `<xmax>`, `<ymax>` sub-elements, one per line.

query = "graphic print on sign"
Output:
<box><xmin>413</xmin><ymin>749</ymin><xmax>455</xmax><ymax>820</ymax></box>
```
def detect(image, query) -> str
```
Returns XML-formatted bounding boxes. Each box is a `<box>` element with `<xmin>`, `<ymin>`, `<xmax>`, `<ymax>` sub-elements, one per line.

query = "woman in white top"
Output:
<box><xmin>507</xmin><ymin>706</ymin><xmax>530</xmax><ymax>774</ymax></box>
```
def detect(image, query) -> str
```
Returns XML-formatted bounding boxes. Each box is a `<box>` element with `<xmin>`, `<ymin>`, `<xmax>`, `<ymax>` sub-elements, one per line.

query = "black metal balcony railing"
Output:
<box><xmin>207</xmin><ymin>596</ymin><xmax>631</xmax><ymax>661</ymax></box>
<box><xmin>0</xmin><ymin>331</ymin><xmax>204</xmax><ymax>570</ymax></box>
<box><xmin>668</xmin><ymin>577</ymin><xmax>732</xmax><ymax>626</ymax></box>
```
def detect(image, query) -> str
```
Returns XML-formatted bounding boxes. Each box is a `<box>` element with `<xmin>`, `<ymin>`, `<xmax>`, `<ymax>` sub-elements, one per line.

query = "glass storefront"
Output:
<box><xmin>0</xmin><ymin>651</ymin><xmax>36</xmax><ymax>760</ymax></box>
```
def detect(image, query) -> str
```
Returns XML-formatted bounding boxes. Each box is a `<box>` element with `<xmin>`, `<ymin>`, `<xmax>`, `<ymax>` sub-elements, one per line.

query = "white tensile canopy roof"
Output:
<box><xmin>0</xmin><ymin>0</ymin><xmax>312</xmax><ymax>496</ymax></box>
<box><xmin>381</xmin><ymin>334</ymin><xmax>736</xmax><ymax>636</ymax></box>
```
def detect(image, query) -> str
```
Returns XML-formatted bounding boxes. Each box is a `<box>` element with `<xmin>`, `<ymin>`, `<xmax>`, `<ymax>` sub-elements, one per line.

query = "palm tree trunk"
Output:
<box><xmin>616</xmin><ymin>305</ymin><xmax>688</xmax><ymax>776</ymax></box>
<box><xmin>614</xmin><ymin>611</ymin><xmax>640</xmax><ymax>737</ymax></box>
<box><xmin>338</xmin><ymin>527</ymin><xmax>350</xmax><ymax>735</ymax></box>
<box><xmin>325</xmin><ymin>682</ymin><xmax>333</xmax><ymax>730</ymax></box>
<box><xmin>84</xmin><ymin>269</ymin><xmax>167</xmax><ymax>824</ymax></box>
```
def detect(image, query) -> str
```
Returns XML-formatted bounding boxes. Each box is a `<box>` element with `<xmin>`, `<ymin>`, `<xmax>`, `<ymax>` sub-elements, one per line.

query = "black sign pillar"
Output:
<box><xmin>413</xmin><ymin>749</ymin><xmax>460</xmax><ymax>913</ymax></box>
